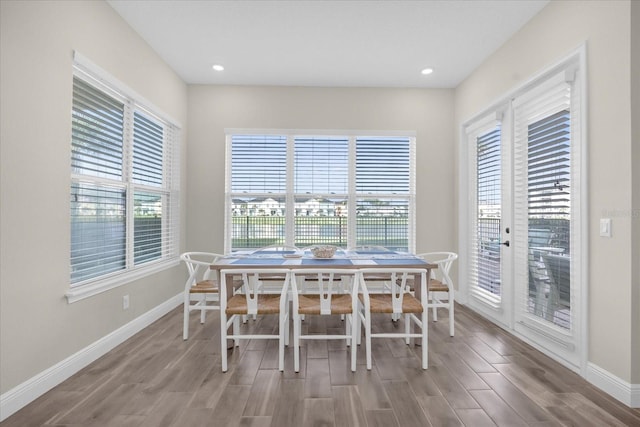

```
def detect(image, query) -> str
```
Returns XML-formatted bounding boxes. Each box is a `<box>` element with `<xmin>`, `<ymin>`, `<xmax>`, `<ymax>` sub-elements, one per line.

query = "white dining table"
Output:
<box><xmin>211</xmin><ymin>249</ymin><xmax>436</xmax><ymax>346</ymax></box>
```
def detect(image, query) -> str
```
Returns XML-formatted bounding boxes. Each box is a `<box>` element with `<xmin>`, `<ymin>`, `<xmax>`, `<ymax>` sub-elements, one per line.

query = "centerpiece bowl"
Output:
<box><xmin>311</xmin><ymin>245</ymin><xmax>336</xmax><ymax>259</ymax></box>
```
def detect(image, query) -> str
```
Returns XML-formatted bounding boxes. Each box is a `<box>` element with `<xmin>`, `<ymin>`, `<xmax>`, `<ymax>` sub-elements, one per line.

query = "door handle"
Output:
<box><xmin>500</xmin><ymin>240</ymin><xmax>510</xmax><ymax>247</ymax></box>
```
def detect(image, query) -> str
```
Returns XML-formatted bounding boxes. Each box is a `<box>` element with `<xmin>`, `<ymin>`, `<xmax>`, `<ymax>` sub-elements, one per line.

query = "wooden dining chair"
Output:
<box><xmin>219</xmin><ymin>268</ymin><xmax>291</xmax><ymax>372</ymax></box>
<box><xmin>180</xmin><ymin>252</ymin><xmax>225</xmax><ymax>340</ymax></box>
<box><xmin>357</xmin><ymin>268</ymin><xmax>429</xmax><ymax>369</ymax></box>
<box><xmin>290</xmin><ymin>269</ymin><xmax>360</xmax><ymax>373</ymax></box>
<box><xmin>417</xmin><ymin>252</ymin><xmax>458</xmax><ymax>337</ymax></box>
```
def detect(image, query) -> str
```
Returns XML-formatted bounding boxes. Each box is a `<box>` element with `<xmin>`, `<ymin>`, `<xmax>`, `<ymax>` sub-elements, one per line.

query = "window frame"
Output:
<box><xmin>224</xmin><ymin>129</ymin><xmax>416</xmax><ymax>253</ymax></box>
<box><xmin>66</xmin><ymin>52</ymin><xmax>181</xmax><ymax>303</ymax></box>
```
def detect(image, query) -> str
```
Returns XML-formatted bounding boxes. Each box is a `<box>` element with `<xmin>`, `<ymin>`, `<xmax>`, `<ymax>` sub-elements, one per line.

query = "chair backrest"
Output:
<box><xmin>528</xmin><ymin>250</ymin><xmax>548</xmax><ymax>286</ymax></box>
<box><xmin>180</xmin><ymin>252</ymin><xmax>225</xmax><ymax>288</ymax></box>
<box><xmin>416</xmin><ymin>252</ymin><xmax>458</xmax><ymax>286</ymax></box>
<box><xmin>529</xmin><ymin>228</ymin><xmax>553</xmax><ymax>247</ymax></box>
<box><xmin>358</xmin><ymin>268</ymin><xmax>428</xmax><ymax>314</ymax></box>
<box><xmin>220</xmin><ymin>268</ymin><xmax>291</xmax><ymax>315</ymax></box>
<box><xmin>291</xmin><ymin>269</ymin><xmax>358</xmax><ymax>314</ymax></box>
<box><xmin>541</xmin><ymin>254</ymin><xmax>570</xmax><ymax>304</ymax></box>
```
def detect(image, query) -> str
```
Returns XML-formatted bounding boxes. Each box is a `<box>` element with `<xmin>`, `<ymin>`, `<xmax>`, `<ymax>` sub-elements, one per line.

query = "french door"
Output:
<box><xmin>462</xmin><ymin>51</ymin><xmax>586</xmax><ymax>371</ymax></box>
<box><xmin>465</xmin><ymin>113</ymin><xmax>513</xmax><ymax>329</ymax></box>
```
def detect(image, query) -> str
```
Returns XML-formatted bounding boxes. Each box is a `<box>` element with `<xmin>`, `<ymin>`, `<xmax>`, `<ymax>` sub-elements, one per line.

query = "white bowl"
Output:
<box><xmin>311</xmin><ymin>245</ymin><xmax>336</xmax><ymax>258</ymax></box>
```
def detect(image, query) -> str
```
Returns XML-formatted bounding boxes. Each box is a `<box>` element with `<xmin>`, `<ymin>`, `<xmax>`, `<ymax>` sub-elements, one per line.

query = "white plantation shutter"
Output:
<box><xmin>70</xmin><ymin>62</ymin><xmax>180</xmax><ymax>289</ymax></box>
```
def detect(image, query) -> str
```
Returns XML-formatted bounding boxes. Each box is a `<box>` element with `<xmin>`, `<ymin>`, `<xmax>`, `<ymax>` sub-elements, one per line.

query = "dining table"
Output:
<box><xmin>210</xmin><ymin>248</ymin><xmax>437</xmax><ymax>346</ymax></box>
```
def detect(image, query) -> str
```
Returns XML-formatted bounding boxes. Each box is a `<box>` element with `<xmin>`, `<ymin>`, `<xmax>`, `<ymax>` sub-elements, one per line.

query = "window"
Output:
<box><xmin>70</xmin><ymin>59</ymin><xmax>180</xmax><ymax>296</ymax></box>
<box><xmin>226</xmin><ymin>132</ymin><xmax>415</xmax><ymax>252</ymax></box>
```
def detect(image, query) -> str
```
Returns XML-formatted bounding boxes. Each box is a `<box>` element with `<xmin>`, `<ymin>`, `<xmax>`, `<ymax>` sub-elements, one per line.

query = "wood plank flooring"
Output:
<box><xmin>3</xmin><ymin>304</ymin><xmax>640</xmax><ymax>426</ymax></box>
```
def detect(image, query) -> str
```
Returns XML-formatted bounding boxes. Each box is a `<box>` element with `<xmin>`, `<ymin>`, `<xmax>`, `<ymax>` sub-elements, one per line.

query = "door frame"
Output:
<box><xmin>457</xmin><ymin>45</ymin><xmax>589</xmax><ymax>375</ymax></box>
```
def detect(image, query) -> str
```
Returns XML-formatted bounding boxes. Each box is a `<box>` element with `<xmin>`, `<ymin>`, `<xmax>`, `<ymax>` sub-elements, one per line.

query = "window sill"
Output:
<box><xmin>65</xmin><ymin>258</ymin><xmax>181</xmax><ymax>303</ymax></box>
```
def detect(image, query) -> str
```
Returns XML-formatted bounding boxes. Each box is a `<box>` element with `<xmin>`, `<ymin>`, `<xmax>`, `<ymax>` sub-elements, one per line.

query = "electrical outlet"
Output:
<box><xmin>123</xmin><ymin>294</ymin><xmax>130</xmax><ymax>310</ymax></box>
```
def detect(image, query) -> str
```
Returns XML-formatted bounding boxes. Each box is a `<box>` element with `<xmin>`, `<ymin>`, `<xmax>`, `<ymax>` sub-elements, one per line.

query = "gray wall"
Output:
<box><xmin>186</xmin><ymin>85</ymin><xmax>455</xmax><ymax>255</ymax></box>
<box><xmin>631</xmin><ymin>0</ymin><xmax>640</xmax><ymax>385</ymax></box>
<box><xmin>454</xmin><ymin>0</ymin><xmax>637</xmax><ymax>383</ymax></box>
<box><xmin>0</xmin><ymin>0</ymin><xmax>188</xmax><ymax>394</ymax></box>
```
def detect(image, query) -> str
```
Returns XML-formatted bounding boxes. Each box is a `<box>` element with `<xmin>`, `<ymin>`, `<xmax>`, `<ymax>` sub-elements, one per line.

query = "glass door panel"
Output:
<box><xmin>475</xmin><ymin>127</ymin><xmax>503</xmax><ymax>299</ymax></box>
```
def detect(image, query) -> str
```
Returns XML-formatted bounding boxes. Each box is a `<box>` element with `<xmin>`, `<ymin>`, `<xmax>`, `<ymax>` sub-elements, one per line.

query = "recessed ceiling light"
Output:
<box><xmin>212</xmin><ymin>64</ymin><xmax>224</xmax><ymax>71</ymax></box>
<box><xmin>421</xmin><ymin>68</ymin><xmax>433</xmax><ymax>75</ymax></box>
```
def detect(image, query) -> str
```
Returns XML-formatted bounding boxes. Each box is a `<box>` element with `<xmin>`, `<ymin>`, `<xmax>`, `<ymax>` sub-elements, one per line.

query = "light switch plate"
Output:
<box><xmin>600</xmin><ymin>218</ymin><xmax>611</xmax><ymax>237</ymax></box>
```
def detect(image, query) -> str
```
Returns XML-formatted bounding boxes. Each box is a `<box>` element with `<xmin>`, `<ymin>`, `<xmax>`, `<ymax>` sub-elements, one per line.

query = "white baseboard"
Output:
<box><xmin>585</xmin><ymin>362</ymin><xmax>640</xmax><ymax>408</ymax></box>
<box><xmin>0</xmin><ymin>294</ymin><xmax>182</xmax><ymax>422</ymax></box>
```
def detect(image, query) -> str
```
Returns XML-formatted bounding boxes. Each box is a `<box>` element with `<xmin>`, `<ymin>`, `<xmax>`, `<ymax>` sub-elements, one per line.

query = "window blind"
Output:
<box><xmin>70</xmin><ymin>183</ymin><xmax>126</xmax><ymax>283</ymax></box>
<box><xmin>513</xmin><ymin>76</ymin><xmax>573</xmax><ymax>330</ymax></box>
<box><xmin>71</xmin><ymin>77</ymin><xmax>124</xmax><ymax>180</ymax></box>
<box><xmin>356</xmin><ymin>137</ymin><xmax>410</xmax><ymax>194</ymax></box>
<box><xmin>231</xmin><ymin>135</ymin><xmax>287</xmax><ymax>194</ymax></box>
<box><xmin>70</xmin><ymin>69</ymin><xmax>180</xmax><ymax>286</ymax></box>
<box><xmin>527</xmin><ymin>110</ymin><xmax>571</xmax><ymax>220</ymax></box>
<box><xmin>134</xmin><ymin>191</ymin><xmax>163</xmax><ymax>265</ymax></box>
<box><xmin>133</xmin><ymin>111</ymin><xmax>164</xmax><ymax>187</ymax></box>
<box><xmin>471</xmin><ymin>125</ymin><xmax>503</xmax><ymax>300</ymax></box>
<box><xmin>294</xmin><ymin>136</ymin><xmax>348</xmax><ymax>195</ymax></box>
<box><xmin>227</xmin><ymin>132</ymin><xmax>415</xmax><ymax>252</ymax></box>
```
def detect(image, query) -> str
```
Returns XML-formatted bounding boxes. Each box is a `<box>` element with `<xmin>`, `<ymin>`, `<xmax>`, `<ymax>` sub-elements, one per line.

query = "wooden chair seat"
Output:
<box><xmin>297</xmin><ymin>294</ymin><xmax>353</xmax><ymax>315</ymax></box>
<box><xmin>225</xmin><ymin>293</ymin><xmax>283</xmax><ymax>315</ymax></box>
<box><xmin>189</xmin><ymin>279</ymin><xmax>219</xmax><ymax>293</ymax></box>
<box><xmin>359</xmin><ymin>292</ymin><xmax>423</xmax><ymax>314</ymax></box>
<box><xmin>428</xmin><ymin>279</ymin><xmax>449</xmax><ymax>293</ymax></box>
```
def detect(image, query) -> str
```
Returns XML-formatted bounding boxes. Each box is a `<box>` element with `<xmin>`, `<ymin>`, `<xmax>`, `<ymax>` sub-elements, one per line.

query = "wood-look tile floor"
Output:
<box><xmin>3</xmin><ymin>304</ymin><xmax>639</xmax><ymax>427</ymax></box>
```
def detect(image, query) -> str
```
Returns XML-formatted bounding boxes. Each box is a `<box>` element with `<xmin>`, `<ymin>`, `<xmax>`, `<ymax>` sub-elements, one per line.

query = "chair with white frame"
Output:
<box><xmin>219</xmin><ymin>268</ymin><xmax>291</xmax><ymax>372</ymax></box>
<box><xmin>417</xmin><ymin>252</ymin><xmax>458</xmax><ymax>337</ymax></box>
<box><xmin>290</xmin><ymin>269</ymin><xmax>360</xmax><ymax>373</ymax></box>
<box><xmin>181</xmin><ymin>252</ymin><xmax>225</xmax><ymax>340</ymax></box>
<box><xmin>358</xmin><ymin>268</ymin><xmax>429</xmax><ymax>370</ymax></box>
